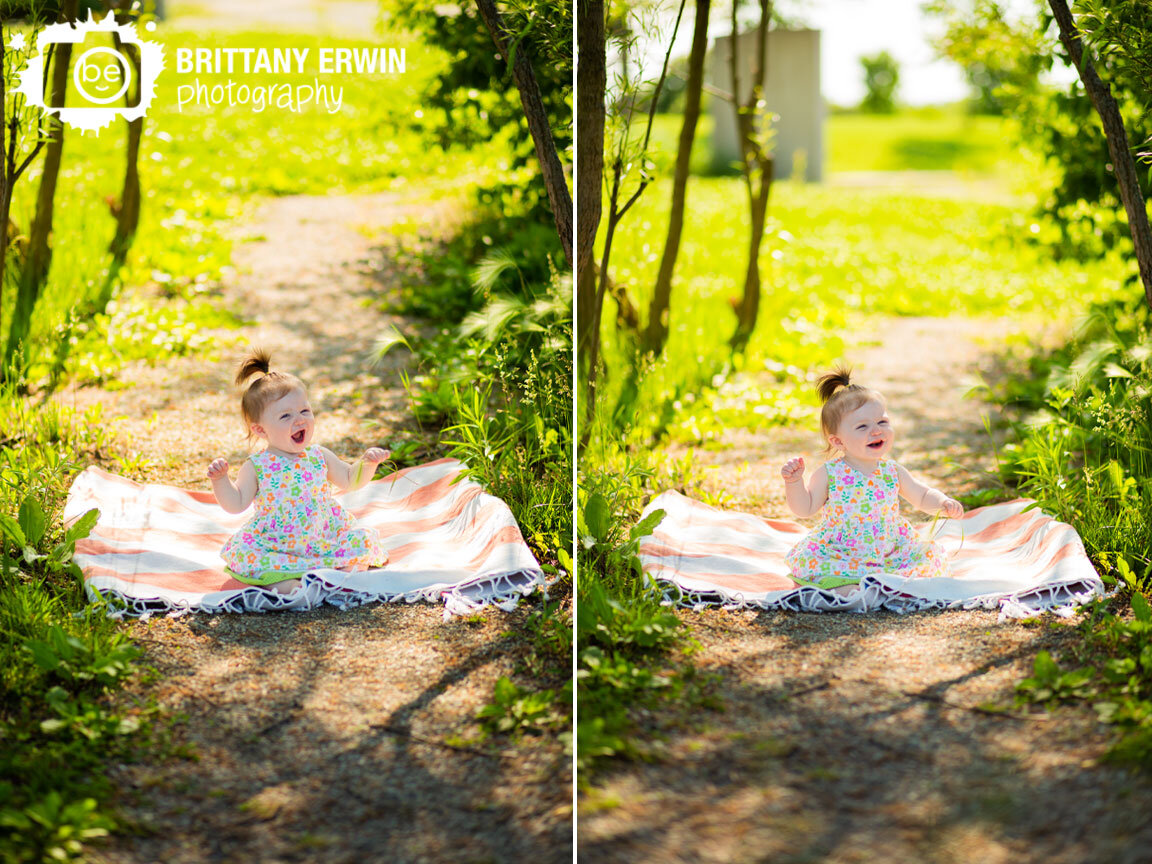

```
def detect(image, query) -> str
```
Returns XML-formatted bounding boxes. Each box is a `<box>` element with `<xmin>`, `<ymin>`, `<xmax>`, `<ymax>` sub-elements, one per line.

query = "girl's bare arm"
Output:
<box><xmin>208</xmin><ymin>459</ymin><xmax>257</xmax><ymax>513</ymax></box>
<box><xmin>781</xmin><ymin>458</ymin><xmax>829</xmax><ymax>518</ymax></box>
<box><xmin>320</xmin><ymin>446</ymin><xmax>389</xmax><ymax>491</ymax></box>
<box><xmin>895</xmin><ymin>463</ymin><xmax>963</xmax><ymax>518</ymax></box>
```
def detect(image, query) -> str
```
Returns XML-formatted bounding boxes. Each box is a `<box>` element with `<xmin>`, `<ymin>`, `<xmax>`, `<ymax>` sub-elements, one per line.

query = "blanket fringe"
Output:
<box><xmin>655</xmin><ymin>575</ymin><xmax>1105</xmax><ymax>622</ymax></box>
<box><xmin>89</xmin><ymin>569</ymin><xmax>546</xmax><ymax>620</ymax></box>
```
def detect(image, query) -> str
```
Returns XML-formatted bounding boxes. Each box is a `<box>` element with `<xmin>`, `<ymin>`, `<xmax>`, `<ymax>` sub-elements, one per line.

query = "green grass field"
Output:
<box><xmin>640</xmin><ymin>104</ymin><xmax>1017</xmax><ymax>177</ymax></box>
<box><xmin>594</xmin><ymin>174</ymin><xmax>1129</xmax><ymax>441</ymax></box>
<box><xmin>3</xmin><ymin>23</ymin><xmax>502</xmax><ymax>385</ymax></box>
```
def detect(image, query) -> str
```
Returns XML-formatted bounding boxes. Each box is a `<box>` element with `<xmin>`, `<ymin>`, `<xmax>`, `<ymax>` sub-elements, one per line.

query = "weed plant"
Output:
<box><xmin>0</xmin><ymin>17</ymin><xmax>522</xmax><ymax>859</ymax></box>
<box><xmin>0</xmin><ymin>389</ymin><xmax>160</xmax><ymax>863</ymax></box>
<box><xmin>995</xmin><ymin>288</ymin><xmax>1152</xmax><ymax>766</ymax></box>
<box><xmin>385</xmin><ymin>195</ymin><xmax>574</xmax><ymax>745</ymax></box>
<box><xmin>575</xmin><ymin>437</ymin><xmax>720</xmax><ymax>777</ymax></box>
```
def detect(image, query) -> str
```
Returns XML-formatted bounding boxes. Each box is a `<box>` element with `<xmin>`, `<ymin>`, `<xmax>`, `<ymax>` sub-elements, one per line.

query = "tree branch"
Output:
<box><xmin>1048</xmin><ymin>0</ymin><xmax>1152</xmax><ymax>310</ymax></box>
<box><xmin>474</xmin><ymin>0</ymin><xmax>573</xmax><ymax>269</ymax></box>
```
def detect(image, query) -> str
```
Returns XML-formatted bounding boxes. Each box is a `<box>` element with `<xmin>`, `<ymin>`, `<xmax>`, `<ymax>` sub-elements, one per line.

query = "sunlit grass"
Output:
<box><xmin>640</xmin><ymin>104</ymin><xmax>1017</xmax><ymax>177</ymax></box>
<box><xmin>3</xmin><ymin>24</ymin><xmax>511</xmax><ymax>386</ymax></box>
<box><xmin>825</xmin><ymin>106</ymin><xmax>1015</xmax><ymax>174</ymax></box>
<box><xmin>594</xmin><ymin>177</ymin><xmax>1131</xmax><ymax>442</ymax></box>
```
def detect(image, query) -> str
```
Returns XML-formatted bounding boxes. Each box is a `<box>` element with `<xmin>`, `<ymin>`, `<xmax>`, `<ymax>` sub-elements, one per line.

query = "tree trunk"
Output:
<box><xmin>23</xmin><ymin>31</ymin><xmax>72</xmax><ymax>291</ymax></box>
<box><xmin>1048</xmin><ymin>0</ymin><xmax>1152</xmax><ymax>310</ymax></box>
<box><xmin>0</xmin><ymin>31</ymin><xmax>50</xmax><ymax>374</ymax></box>
<box><xmin>109</xmin><ymin>24</ymin><xmax>143</xmax><ymax>271</ymax></box>
<box><xmin>576</xmin><ymin>0</ymin><xmax>605</xmax><ymax>371</ymax></box>
<box><xmin>641</xmin><ymin>0</ymin><xmax>711</xmax><ymax>356</ymax></box>
<box><xmin>474</xmin><ymin>0</ymin><xmax>573</xmax><ymax>269</ymax></box>
<box><xmin>7</xmin><ymin>14</ymin><xmax>75</xmax><ymax>374</ymax></box>
<box><xmin>729</xmin><ymin>0</ymin><xmax>773</xmax><ymax>352</ymax></box>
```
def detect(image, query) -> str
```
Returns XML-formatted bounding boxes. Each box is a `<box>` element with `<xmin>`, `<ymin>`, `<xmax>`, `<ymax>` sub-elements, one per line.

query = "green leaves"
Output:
<box><xmin>1015</xmin><ymin>650</ymin><xmax>1095</xmax><ymax>705</ymax></box>
<box><xmin>0</xmin><ymin>495</ymin><xmax>99</xmax><ymax>585</ymax></box>
<box><xmin>22</xmin><ymin>626</ymin><xmax>141</xmax><ymax>691</ymax></box>
<box><xmin>476</xmin><ymin>676</ymin><xmax>569</xmax><ymax>737</ymax></box>
<box><xmin>1132</xmin><ymin>591</ymin><xmax>1152</xmax><ymax>623</ymax></box>
<box><xmin>19</xmin><ymin>497</ymin><xmax>47</xmax><ymax>547</ymax></box>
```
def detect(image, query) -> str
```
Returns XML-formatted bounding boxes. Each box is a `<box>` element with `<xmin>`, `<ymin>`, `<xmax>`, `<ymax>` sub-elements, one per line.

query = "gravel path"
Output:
<box><xmin>71</xmin><ymin>191</ymin><xmax>571</xmax><ymax>864</ymax></box>
<box><xmin>577</xmin><ymin>316</ymin><xmax>1152</xmax><ymax>863</ymax></box>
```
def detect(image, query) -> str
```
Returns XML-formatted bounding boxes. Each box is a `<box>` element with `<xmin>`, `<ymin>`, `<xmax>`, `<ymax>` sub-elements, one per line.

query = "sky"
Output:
<box><xmin>790</xmin><ymin>0</ymin><xmax>1040</xmax><ymax>106</ymax></box>
<box><xmin>641</xmin><ymin>0</ymin><xmax>1056</xmax><ymax>107</ymax></box>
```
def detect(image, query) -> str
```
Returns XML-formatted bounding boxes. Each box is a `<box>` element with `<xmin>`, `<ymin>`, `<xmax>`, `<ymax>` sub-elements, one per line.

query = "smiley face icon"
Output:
<box><xmin>74</xmin><ymin>46</ymin><xmax>131</xmax><ymax>105</ymax></box>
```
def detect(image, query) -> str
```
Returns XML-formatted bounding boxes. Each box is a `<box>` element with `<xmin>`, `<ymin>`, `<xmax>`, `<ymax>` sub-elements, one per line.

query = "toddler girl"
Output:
<box><xmin>207</xmin><ymin>350</ymin><xmax>389</xmax><ymax>594</ymax></box>
<box><xmin>780</xmin><ymin>367</ymin><xmax>963</xmax><ymax>588</ymax></box>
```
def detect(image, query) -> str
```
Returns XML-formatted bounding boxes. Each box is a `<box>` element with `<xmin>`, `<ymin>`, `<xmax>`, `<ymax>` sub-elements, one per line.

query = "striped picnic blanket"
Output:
<box><xmin>63</xmin><ymin>458</ymin><xmax>545</xmax><ymax>618</ymax></box>
<box><xmin>639</xmin><ymin>492</ymin><xmax>1104</xmax><ymax>619</ymax></box>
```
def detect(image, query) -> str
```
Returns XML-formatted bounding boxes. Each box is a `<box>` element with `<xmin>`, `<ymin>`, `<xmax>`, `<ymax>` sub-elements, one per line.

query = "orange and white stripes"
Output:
<box><xmin>638</xmin><ymin>492</ymin><xmax>1103</xmax><ymax>618</ymax></box>
<box><xmin>63</xmin><ymin>459</ymin><xmax>544</xmax><ymax>618</ymax></box>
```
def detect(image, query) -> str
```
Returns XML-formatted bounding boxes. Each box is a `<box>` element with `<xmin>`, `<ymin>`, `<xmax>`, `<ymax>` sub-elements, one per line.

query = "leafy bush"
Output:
<box><xmin>995</xmin><ymin>285</ymin><xmax>1152</xmax><ymax>768</ymax></box>
<box><xmin>995</xmin><ymin>291</ymin><xmax>1152</xmax><ymax>577</ymax></box>
<box><xmin>0</xmin><ymin>393</ymin><xmax>156</xmax><ymax>863</ymax></box>
<box><xmin>575</xmin><ymin>450</ymin><xmax>717</xmax><ymax>778</ymax></box>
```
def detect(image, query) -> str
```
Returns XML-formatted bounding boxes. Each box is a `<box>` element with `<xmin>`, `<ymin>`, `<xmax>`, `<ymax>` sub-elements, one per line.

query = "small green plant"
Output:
<box><xmin>0</xmin><ymin>496</ymin><xmax>98</xmax><ymax>586</ymax></box>
<box><xmin>476</xmin><ymin>677</ymin><xmax>570</xmax><ymax>737</ymax></box>
<box><xmin>1015</xmin><ymin>650</ymin><xmax>1096</xmax><ymax>705</ymax></box>
<box><xmin>0</xmin><ymin>791</ymin><xmax>115</xmax><ymax>864</ymax></box>
<box><xmin>23</xmin><ymin>627</ymin><xmax>140</xmax><ymax>692</ymax></box>
<box><xmin>576</xmin><ymin>457</ymin><xmax>715</xmax><ymax>778</ymax></box>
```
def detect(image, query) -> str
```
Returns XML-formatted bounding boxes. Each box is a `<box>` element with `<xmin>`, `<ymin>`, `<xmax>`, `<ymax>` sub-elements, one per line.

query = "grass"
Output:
<box><xmin>580</xmin><ymin>106</ymin><xmax>1139</xmax><ymax>780</ymax></box>
<box><xmin>3</xmin><ymin>23</ymin><xmax>501</xmax><ymax>388</ymax></box>
<box><xmin>0</xmin><ymin>15</ymin><xmax>570</xmax><ymax>862</ymax></box>
<box><xmin>0</xmin><ymin>388</ymin><xmax>162</xmax><ymax>864</ymax></box>
<box><xmin>824</xmin><ymin>106</ymin><xmax>1016</xmax><ymax>174</ymax></box>
<box><xmin>594</xmin><ymin>176</ymin><xmax>1131</xmax><ymax>445</ymax></box>
<box><xmin>640</xmin><ymin>104</ymin><xmax>1018</xmax><ymax>177</ymax></box>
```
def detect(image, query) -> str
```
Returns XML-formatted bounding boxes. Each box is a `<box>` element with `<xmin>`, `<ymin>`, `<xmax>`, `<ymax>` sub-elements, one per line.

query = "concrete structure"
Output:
<box><xmin>709</xmin><ymin>28</ymin><xmax>823</xmax><ymax>182</ymax></box>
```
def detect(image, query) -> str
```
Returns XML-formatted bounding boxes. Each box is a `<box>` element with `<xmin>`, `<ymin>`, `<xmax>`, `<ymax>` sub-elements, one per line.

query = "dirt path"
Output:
<box><xmin>578</xmin><ymin>316</ymin><xmax>1152</xmax><ymax>863</ymax></box>
<box><xmin>69</xmin><ymin>191</ymin><xmax>570</xmax><ymax>863</ymax></box>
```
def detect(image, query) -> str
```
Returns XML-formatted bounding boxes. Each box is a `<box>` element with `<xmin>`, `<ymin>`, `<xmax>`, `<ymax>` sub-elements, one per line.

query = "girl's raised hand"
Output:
<box><xmin>362</xmin><ymin>447</ymin><xmax>390</xmax><ymax>464</ymax></box>
<box><xmin>781</xmin><ymin>457</ymin><xmax>805</xmax><ymax>484</ymax></box>
<box><xmin>941</xmin><ymin>497</ymin><xmax>964</xmax><ymax>519</ymax></box>
<box><xmin>207</xmin><ymin>458</ymin><xmax>229</xmax><ymax>480</ymax></box>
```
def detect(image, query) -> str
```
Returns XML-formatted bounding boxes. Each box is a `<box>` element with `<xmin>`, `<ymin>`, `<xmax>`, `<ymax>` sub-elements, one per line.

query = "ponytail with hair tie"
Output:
<box><xmin>235</xmin><ymin>348</ymin><xmax>274</xmax><ymax>388</ymax></box>
<box><xmin>816</xmin><ymin>366</ymin><xmax>854</xmax><ymax>404</ymax></box>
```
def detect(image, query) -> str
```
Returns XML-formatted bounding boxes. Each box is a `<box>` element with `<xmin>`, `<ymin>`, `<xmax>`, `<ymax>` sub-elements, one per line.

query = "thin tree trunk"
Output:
<box><xmin>1</xmin><ymin>32</ymin><xmax>8</xmax><ymax>327</ymax></box>
<box><xmin>23</xmin><ymin>6</ymin><xmax>74</xmax><ymax>291</ymax></box>
<box><xmin>1048</xmin><ymin>0</ymin><xmax>1152</xmax><ymax>310</ymax></box>
<box><xmin>576</xmin><ymin>0</ymin><xmax>605</xmax><ymax>371</ymax></box>
<box><xmin>8</xmin><ymin>2</ymin><xmax>74</xmax><ymax>376</ymax></box>
<box><xmin>109</xmin><ymin>25</ymin><xmax>143</xmax><ymax>270</ymax></box>
<box><xmin>641</xmin><ymin>0</ymin><xmax>711</xmax><ymax>357</ymax></box>
<box><xmin>729</xmin><ymin>0</ymin><xmax>773</xmax><ymax>352</ymax></box>
<box><xmin>474</xmin><ymin>0</ymin><xmax>573</xmax><ymax>269</ymax></box>
<box><xmin>0</xmin><ymin>30</ymin><xmax>50</xmax><ymax>372</ymax></box>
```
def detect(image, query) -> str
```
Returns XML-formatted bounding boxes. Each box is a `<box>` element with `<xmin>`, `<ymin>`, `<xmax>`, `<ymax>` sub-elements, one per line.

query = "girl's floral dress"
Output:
<box><xmin>785</xmin><ymin>458</ymin><xmax>949</xmax><ymax>587</ymax></box>
<box><xmin>221</xmin><ymin>446</ymin><xmax>386</xmax><ymax>585</ymax></box>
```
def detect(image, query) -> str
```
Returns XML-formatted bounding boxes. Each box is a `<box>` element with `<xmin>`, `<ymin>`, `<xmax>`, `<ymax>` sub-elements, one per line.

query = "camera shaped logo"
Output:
<box><xmin>14</xmin><ymin>11</ymin><xmax>164</xmax><ymax>134</ymax></box>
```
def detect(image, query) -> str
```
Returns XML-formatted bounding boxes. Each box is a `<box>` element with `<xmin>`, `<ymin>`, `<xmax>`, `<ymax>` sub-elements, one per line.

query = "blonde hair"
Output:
<box><xmin>816</xmin><ymin>366</ymin><xmax>884</xmax><ymax>449</ymax></box>
<box><xmin>235</xmin><ymin>349</ymin><xmax>306</xmax><ymax>438</ymax></box>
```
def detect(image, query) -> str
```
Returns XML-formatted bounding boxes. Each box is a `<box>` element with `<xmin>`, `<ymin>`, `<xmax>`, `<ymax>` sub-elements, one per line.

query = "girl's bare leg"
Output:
<box><xmin>270</xmin><ymin>578</ymin><xmax>302</xmax><ymax>594</ymax></box>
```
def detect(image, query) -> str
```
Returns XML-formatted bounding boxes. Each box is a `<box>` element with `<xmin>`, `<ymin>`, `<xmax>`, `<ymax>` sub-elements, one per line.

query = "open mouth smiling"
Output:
<box><xmin>292</xmin><ymin>430</ymin><xmax>306</xmax><ymax>444</ymax></box>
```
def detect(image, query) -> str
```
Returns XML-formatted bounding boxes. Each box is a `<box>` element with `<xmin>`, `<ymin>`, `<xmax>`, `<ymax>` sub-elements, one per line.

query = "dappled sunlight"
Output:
<box><xmin>580</xmin><ymin>609</ymin><xmax>1151</xmax><ymax>863</ymax></box>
